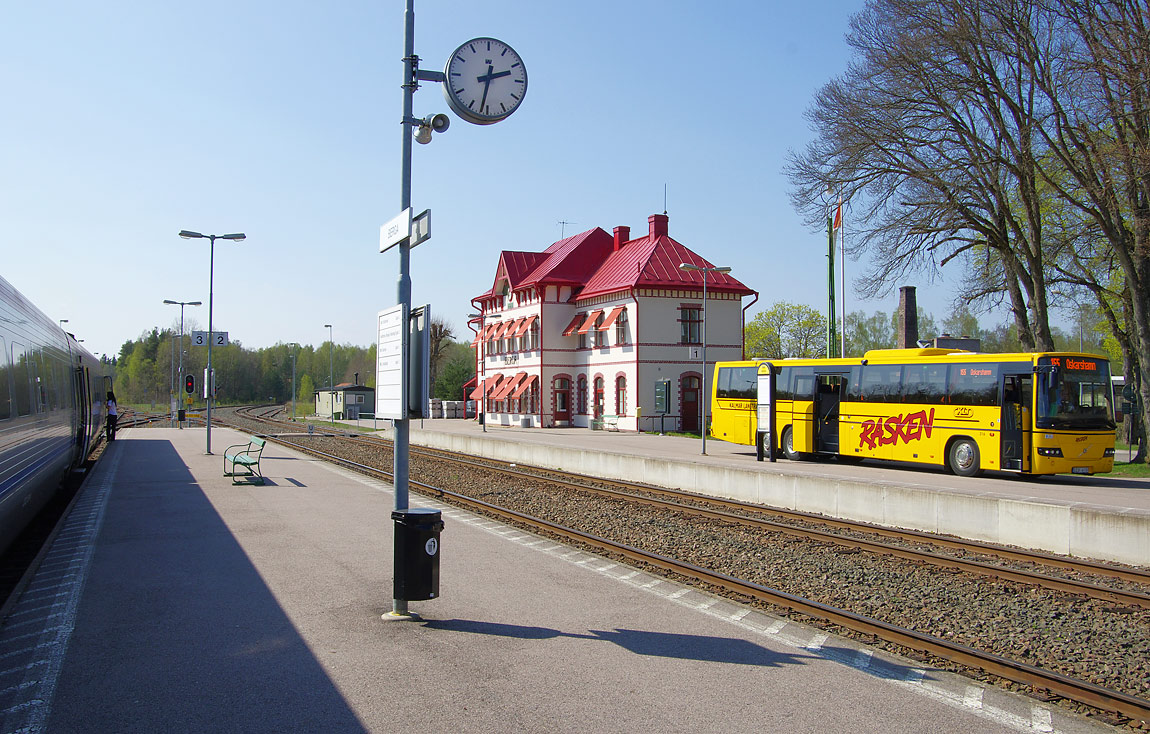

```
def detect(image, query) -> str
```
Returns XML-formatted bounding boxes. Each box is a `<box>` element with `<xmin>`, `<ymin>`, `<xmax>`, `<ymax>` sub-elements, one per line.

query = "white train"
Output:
<box><xmin>0</xmin><ymin>274</ymin><xmax>107</xmax><ymax>556</ymax></box>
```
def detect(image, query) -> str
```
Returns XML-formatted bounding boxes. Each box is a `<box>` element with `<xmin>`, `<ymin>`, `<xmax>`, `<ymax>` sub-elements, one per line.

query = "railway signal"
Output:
<box><xmin>185</xmin><ymin>374</ymin><xmax>195</xmax><ymax>394</ymax></box>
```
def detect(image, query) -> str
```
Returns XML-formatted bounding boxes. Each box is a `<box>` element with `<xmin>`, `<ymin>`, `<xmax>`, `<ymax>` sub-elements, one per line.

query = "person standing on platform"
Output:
<box><xmin>106</xmin><ymin>391</ymin><xmax>118</xmax><ymax>441</ymax></box>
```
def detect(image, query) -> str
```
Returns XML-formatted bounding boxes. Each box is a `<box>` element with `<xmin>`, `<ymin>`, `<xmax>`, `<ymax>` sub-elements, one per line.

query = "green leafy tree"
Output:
<box><xmin>298</xmin><ymin>373</ymin><xmax>315</xmax><ymax>411</ymax></box>
<box><xmin>746</xmin><ymin>302</ymin><xmax>827</xmax><ymax>359</ymax></box>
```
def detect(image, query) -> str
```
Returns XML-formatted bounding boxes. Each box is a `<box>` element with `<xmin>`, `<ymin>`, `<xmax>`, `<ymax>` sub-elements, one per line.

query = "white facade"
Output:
<box><xmin>472</xmin><ymin>216</ymin><xmax>753</xmax><ymax>432</ymax></box>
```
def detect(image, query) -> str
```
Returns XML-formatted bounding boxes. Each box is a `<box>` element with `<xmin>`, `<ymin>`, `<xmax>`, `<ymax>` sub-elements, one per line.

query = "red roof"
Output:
<box><xmin>473</xmin><ymin>215</ymin><xmax>753</xmax><ymax>304</ymax></box>
<box><xmin>579</xmin><ymin>234</ymin><xmax>753</xmax><ymax>300</ymax></box>
<box><xmin>518</xmin><ymin>228</ymin><xmax>614</xmax><ymax>288</ymax></box>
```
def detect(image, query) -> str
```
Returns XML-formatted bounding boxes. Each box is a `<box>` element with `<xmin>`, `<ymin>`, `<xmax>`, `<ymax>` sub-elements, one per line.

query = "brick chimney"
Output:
<box><xmin>897</xmin><ymin>286</ymin><xmax>919</xmax><ymax>348</ymax></box>
<box><xmin>613</xmin><ymin>225</ymin><xmax>630</xmax><ymax>252</ymax></box>
<box><xmin>648</xmin><ymin>213</ymin><xmax>668</xmax><ymax>239</ymax></box>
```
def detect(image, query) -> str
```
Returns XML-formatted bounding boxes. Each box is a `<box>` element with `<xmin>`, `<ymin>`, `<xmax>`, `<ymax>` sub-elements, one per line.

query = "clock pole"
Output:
<box><xmin>389</xmin><ymin>0</ymin><xmax>416</xmax><ymax>620</ymax></box>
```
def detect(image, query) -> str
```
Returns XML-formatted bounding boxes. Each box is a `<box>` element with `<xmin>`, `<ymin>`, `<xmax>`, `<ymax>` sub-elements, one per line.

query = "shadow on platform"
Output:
<box><xmin>47</xmin><ymin>439</ymin><xmax>367</xmax><ymax>733</ymax></box>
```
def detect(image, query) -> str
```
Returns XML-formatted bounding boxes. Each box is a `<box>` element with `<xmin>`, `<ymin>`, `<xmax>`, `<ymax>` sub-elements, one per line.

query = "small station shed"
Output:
<box><xmin>315</xmin><ymin>383</ymin><xmax>375</xmax><ymax>420</ymax></box>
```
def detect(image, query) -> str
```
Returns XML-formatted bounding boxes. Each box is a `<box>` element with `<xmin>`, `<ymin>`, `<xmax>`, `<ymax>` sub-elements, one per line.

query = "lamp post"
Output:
<box><xmin>324</xmin><ymin>324</ymin><xmax>334</xmax><ymax>424</ymax></box>
<box><xmin>164</xmin><ymin>299</ymin><xmax>202</xmax><ymax>429</ymax></box>
<box><xmin>287</xmin><ymin>343</ymin><xmax>300</xmax><ymax>421</ymax></box>
<box><xmin>178</xmin><ymin>230</ymin><xmax>245</xmax><ymax>454</ymax></box>
<box><xmin>468</xmin><ymin>312</ymin><xmax>486</xmax><ymax>432</ymax></box>
<box><xmin>679</xmin><ymin>262</ymin><xmax>732</xmax><ymax>456</ymax></box>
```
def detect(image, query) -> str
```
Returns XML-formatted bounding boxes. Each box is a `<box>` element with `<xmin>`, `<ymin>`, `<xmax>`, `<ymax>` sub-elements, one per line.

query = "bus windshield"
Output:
<box><xmin>1035</xmin><ymin>356</ymin><xmax>1115</xmax><ymax>430</ymax></box>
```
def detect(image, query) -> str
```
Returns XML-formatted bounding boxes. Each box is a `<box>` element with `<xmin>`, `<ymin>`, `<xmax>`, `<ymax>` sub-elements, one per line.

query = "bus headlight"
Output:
<box><xmin>1037</xmin><ymin>447</ymin><xmax>1063</xmax><ymax>457</ymax></box>
<box><xmin>1104</xmin><ymin>448</ymin><xmax>1115</xmax><ymax>457</ymax></box>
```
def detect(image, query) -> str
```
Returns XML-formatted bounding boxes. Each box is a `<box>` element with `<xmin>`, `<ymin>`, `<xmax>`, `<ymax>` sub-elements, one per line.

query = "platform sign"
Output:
<box><xmin>376</xmin><ymin>305</ymin><xmax>406</xmax><ymax>419</ymax></box>
<box><xmin>687</xmin><ymin>346</ymin><xmax>702</xmax><ymax>360</ymax></box>
<box><xmin>380</xmin><ymin>208</ymin><xmax>412</xmax><ymax>253</ymax></box>
<box><xmin>191</xmin><ymin>331</ymin><xmax>229</xmax><ymax>347</ymax></box>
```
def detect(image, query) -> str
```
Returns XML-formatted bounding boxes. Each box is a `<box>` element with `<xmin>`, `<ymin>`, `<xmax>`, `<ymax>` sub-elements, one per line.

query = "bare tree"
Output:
<box><xmin>1027</xmin><ymin>0</ymin><xmax>1150</xmax><ymax>459</ymax></box>
<box><xmin>786</xmin><ymin>0</ymin><xmax>1064</xmax><ymax>350</ymax></box>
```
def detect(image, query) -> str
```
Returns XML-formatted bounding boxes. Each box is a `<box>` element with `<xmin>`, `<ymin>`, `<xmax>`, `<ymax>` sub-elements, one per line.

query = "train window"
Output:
<box><xmin>901</xmin><ymin>363</ymin><xmax>949</xmax><ymax>404</ymax></box>
<box><xmin>948</xmin><ymin>362</ymin><xmax>999</xmax><ymax>406</ymax></box>
<box><xmin>716</xmin><ymin>366</ymin><xmax>757</xmax><ymax>399</ymax></box>
<box><xmin>11</xmin><ymin>343</ymin><xmax>31</xmax><ymax>417</ymax></box>
<box><xmin>0</xmin><ymin>337</ymin><xmax>9</xmax><ymax>420</ymax></box>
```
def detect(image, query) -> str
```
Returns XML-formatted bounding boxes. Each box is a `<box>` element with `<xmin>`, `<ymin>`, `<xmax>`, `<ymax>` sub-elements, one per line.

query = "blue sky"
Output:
<box><xmin>2</xmin><ymin>0</ymin><xmax>992</xmax><ymax>359</ymax></box>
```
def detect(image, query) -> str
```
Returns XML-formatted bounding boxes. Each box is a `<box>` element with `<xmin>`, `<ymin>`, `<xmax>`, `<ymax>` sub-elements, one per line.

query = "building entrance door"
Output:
<box><xmin>682</xmin><ymin>376</ymin><xmax>700</xmax><ymax>432</ymax></box>
<box><xmin>554</xmin><ymin>378</ymin><xmax>571</xmax><ymax>425</ymax></box>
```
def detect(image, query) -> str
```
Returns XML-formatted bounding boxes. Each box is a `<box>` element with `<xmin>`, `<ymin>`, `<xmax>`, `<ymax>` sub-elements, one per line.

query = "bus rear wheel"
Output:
<box><xmin>782</xmin><ymin>426</ymin><xmax>801</xmax><ymax>461</ymax></box>
<box><xmin>948</xmin><ymin>438</ymin><xmax>981</xmax><ymax>477</ymax></box>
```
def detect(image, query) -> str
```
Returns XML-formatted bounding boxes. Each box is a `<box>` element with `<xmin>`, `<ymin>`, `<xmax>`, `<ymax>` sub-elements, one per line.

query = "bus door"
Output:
<box><xmin>1001</xmin><ymin>372</ymin><xmax>1031</xmax><ymax>472</ymax></box>
<box><xmin>814</xmin><ymin>372</ymin><xmax>849</xmax><ymax>454</ymax></box>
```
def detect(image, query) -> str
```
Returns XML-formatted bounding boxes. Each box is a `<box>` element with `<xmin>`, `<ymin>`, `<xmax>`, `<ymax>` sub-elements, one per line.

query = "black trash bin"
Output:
<box><xmin>392</xmin><ymin>508</ymin><xmax>444</xmax><ymax>601</ymax></box>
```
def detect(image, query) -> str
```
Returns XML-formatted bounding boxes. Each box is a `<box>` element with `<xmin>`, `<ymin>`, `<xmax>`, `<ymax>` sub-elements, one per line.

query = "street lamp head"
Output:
<box><xmin>189</xmin><ymin>301</ymin><xmax>203</xmax><ymax>306</ymax></box>
<box><xmin>179</xmin><ymin>230</ymin><xmax>204</xmax><ymax>239</ymax></box>
<box><xmin>678</xmin><ymin>262</ymin><xmax>701</xmax><ymax>272</ymax></box>
<box><xmin>324</xmin><ymin>323</ymin><xmax>332</xmax><ymax>328</ymax></box>
<box><xmin>221</xmin><ymin>233</ymin><xmax>246</xmax><ymax>241</ymax></box>
<box><xmin>714</xmin><ymin>266</ymin><xmax>732</xmax><ymax>273</ymax></box>
<box><xmin>163</xmin><ymin>300</ymin><xmax>177</xmax><ymax>304</ymax></box>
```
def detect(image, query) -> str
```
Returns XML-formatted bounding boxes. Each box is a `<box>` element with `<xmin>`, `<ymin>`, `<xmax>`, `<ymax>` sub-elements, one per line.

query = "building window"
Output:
<box><xmin>577</xmin><ymin>375</ymin><xmax>588</xmax><ymax>414</ymax></box>
<box><xmin>594</xmin><ymin>377</ymin><xmax>605</xmax><ymax>418</ymax></box>
<box><xmin>594</xmin><ymin>313</ymin><xmax>607</xmax><ymax>347</ymax></box>
<box><xmin>529</xmin><ymin>320</ymin><xmax>540</xmax><ymax>350</ymax></box>
<box><xmin>615</xmin><ymin>309</ymin><xmax>628</xmax><ymax>344</ymax></box>
<box><xmin>615</xmin><ymin>376</ymin><xmax>627</xmax><ymax>416</ymax></box>
<box><xmin>680</xmin><ymin>306</ymin><xmax>702</xmax><ymax>344</ymax></box>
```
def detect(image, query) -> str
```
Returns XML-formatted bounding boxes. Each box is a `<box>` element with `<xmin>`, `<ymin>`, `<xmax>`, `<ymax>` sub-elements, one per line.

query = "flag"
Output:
<box><xmin>833</xmin><ymin>200</ymin><xmax>842</xmax><ymax>230</ymax></box>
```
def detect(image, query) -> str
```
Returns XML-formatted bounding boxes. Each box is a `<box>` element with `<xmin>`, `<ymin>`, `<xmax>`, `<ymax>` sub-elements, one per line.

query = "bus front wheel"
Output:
<box><xmin>781</xmin><ymin>427</ymin><xmax>801</xmax><ymax>461</ymax></box>
<box><xmin>948</xmin><ymin>438</ymin><xmax>981</xmax><ymax>477</ymax></box>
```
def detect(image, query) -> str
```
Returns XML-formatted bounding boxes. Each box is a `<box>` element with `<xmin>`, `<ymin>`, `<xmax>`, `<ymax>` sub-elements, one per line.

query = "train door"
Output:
<box><xmin>74</xmin><ymin>364</ymin><xmax>91</xmax><ymax>456</ymax></box>
<box><xmin>1000</xmin><ymin>372</ymin><xmax>1031</xmax><ymax>472</ymax></box>
<box><xmin>814</xmin><ymin>372</ymin><xmax>848</xmax><ymax>454</ymax></box>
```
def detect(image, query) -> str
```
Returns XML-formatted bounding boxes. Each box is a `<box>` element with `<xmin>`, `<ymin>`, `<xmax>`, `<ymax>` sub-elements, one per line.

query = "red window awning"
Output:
<box><xmin>493</xmin><ymin>372</ymin><xmax>527</xmax><ymax>399</ymax></box>
<box><xmin>577</xmin><ymin>310</ymin><xmax>604</xmax><ymax>334</ymax></box>
<box><xmin>507</xmin><ymin>317</ymin><xmax>525</xmax><ymax>337</ymax></box>
<box><xmin>561</xmin><ymin>313</ymin><xmax>584</xmax><ymax>336</ymax></box>
<box><xmin>510</xmin><ymin>374</ymin><xmax>537</xmax><ymax>399</ymax></box>
<box><xmin>468</xmin><ymin>378</ymin><xmax>488</xmax><ymax>400</ymax></box>
<box><xmin>491</xmin><ymin>321</ymin><xmax>510</xmax><ymax>339</ymax></box>
<box><xmin>514</xmin><ymin>314</ymin><xmax>537</xmax><ymax>337</ymax></box>
<box><xmin>598</xmin><ymin>306</ymin><xmax>626</xmax><ymax>331</ymax></box>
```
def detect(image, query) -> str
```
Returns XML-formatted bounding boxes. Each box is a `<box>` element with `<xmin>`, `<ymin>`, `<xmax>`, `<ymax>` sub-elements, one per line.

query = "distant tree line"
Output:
<box><xmin>744</xmin><ymin>300</ymin><xmax>1104</xmax><ymax>360</ymax></box>
<box><xmin>112</xmin><ymin>318</ymin><xmax>475</xmax><ymax>410</ymax></box>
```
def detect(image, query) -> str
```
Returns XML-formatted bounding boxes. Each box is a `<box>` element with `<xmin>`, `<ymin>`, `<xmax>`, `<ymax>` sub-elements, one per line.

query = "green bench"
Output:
<box><xmin>224</xmin><ymin>436</ymin><xmax>266</xmax><ymax>485</ymax></box>
<box><xmin>591</xmin><ymin>415</ymin><xmax>620</xmax><ymax>431</ymax></box>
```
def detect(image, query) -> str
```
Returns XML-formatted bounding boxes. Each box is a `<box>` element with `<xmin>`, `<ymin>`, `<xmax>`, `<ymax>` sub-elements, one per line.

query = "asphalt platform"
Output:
<box><xmin>0</xmin><ymin>426</ymin><xmax>1118</xmax><ymax>733</ymax></box>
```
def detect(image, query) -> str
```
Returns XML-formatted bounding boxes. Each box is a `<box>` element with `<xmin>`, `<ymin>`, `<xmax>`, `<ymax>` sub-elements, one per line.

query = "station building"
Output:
<box><xmin>468</xmin><ymin>214</ymin><xmax>755</xmax><ymax>432</ymax></box>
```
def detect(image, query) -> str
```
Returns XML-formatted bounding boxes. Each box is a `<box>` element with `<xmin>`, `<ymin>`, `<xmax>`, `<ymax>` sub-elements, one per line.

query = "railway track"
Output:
<box><xmin>221</xmin><ymin>406</ymin><xmax>1150</xmax><ymax>727</ymax></box>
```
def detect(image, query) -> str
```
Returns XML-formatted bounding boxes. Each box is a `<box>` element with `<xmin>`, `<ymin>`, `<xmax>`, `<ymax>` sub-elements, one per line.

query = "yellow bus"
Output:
<box><xmin>710</xmin><ymin>348</ymin><xmax>1116</xmax><ymax>477</ymax></box>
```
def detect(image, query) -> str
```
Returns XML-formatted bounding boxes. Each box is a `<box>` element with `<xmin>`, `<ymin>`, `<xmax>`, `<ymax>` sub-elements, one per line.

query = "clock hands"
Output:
<box><xmin>476</xmin><ymin>64</ymin><xmax>513</xmax><ymax>114</ymax></box>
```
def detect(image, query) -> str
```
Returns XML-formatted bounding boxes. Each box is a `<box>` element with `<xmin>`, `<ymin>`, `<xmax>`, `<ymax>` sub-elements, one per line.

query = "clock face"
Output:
<box><xmin>443</xmin><ymin>37</ymin><xmax>527</xmax><ymax>125</ymax></box>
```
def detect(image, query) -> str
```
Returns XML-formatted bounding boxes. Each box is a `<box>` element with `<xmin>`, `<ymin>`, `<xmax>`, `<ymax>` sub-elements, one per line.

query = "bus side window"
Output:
<box><xmin>860</xmin><ymin>365</ymin><xmax>901</xmax><ymax>402</ymax></box>
<box><xmin>777</xmin><ymin>367</ymin><xmax>793</xmax><ymax>401</ymax></box>
<box><xmin>791</xmin><ymin>367</ymin><xmax>815</xmax><ymax>400</ymax></box>
<box><xmin>845</xmin><ymin>366</ymin><xmax>862</xmax><ymax>401</ymax></box>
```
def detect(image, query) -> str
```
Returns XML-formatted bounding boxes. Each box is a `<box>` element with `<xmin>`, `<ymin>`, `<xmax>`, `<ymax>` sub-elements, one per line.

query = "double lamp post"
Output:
<box><xmin>178</xmin><ymin>230</ymin><xmax>246</xmax><ymax>455</ymax></box>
